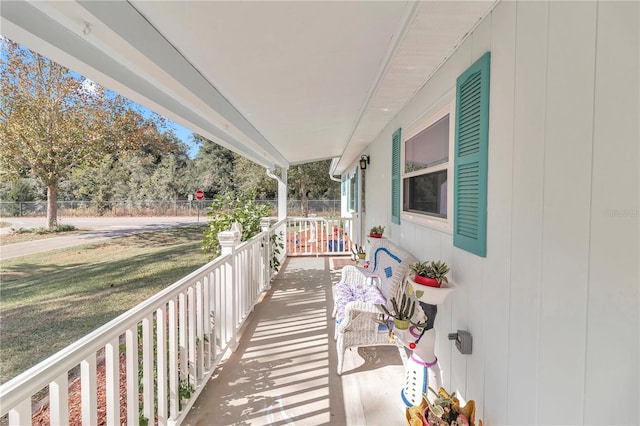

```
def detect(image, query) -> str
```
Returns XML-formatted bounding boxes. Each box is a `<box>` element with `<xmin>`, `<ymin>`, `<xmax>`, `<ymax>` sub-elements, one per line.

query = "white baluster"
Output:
<box><xmin>80</xmin><ymin>354</ymin><xmax>97</xmax><ymax>426</ymax></box>
<box><xmin>188</xmin><ymin>286</ymin><xmax>196</xmax><ymax>386</ymax></box>
<box><xmin>168</xmin><ymin>299</ymin><xmax>179</xmax><ymax>419</ymax></box>
<box><xmin>178</xmin><ymin>293</ymin><xmax>187</xmax><ymax>383</ymax></box>
<box><xmin>196</xmin><ymin>281</ymin><xmax>204</xmax><ymax>381</ymax></box>
<box><xmin>156</xmin><ymin>307</ymin><xmax>168</xmax><ymax>425</ymax></box>
<box><xmin>142</xmin><ymin>314</ymin><xmax>154</xmax><ymax>423</ymax></box>
<box><xmin>105</xmin><ymin>338</ymin><xmax>120</xmax><ymax>426</ymax></box>
<box><xmin>8</xmin><ymin>399</ymin><xmax>30</xmax><ymax>426</ymax></box>
<box><xmin>125</xmin><ymin>326</ymin><xmax>139</xmax><ymax>424</ymax></box>
<box><xmin>49</xmin><ymin>373</ymin><xmax>69</xmax><ymax>425</ymax></box>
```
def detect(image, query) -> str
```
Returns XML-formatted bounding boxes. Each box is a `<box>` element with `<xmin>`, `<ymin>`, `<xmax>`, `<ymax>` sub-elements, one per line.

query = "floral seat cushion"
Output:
<box><xmin>334</xmin><ymin>280</ymin><xmax>385</xmax><ymax>323</ymax></box>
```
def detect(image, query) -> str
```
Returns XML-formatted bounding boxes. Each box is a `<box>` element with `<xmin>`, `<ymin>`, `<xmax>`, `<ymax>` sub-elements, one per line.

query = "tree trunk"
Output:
<box><xmin>47</xmin><ymin>185</ymin><xmax>58</xmax><ymax>229</ymax></box>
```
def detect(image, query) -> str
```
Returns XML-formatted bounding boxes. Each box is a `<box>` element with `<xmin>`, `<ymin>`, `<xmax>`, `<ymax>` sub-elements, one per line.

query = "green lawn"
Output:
<box><xmin>0</xmin><ymin>224</ymin><xmax>209</xmax><ymax>384</ymax></box>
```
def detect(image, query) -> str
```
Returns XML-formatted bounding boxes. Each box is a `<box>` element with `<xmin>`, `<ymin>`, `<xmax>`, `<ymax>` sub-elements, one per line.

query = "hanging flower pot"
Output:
<box><xmin>414</xmin><ymin>274</ymin><xmax>440</xmax><ymax>288</ymax></box>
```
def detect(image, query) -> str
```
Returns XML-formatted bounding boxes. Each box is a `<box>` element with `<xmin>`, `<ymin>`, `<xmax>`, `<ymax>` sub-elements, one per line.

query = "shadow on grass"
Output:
<box><xmin>2</xmin><ymin>246</ymin><xmax>197</xmax><ymax>299</ymax></box>
<box><xmin>0</xmin><ymin>226</ymin><xmax>208</xmax><ymax>301</ymax></box>
<box><xmin>0</xmin><ymin>225</ymin><xmax>209</xmax><ymax>384</ymax></box>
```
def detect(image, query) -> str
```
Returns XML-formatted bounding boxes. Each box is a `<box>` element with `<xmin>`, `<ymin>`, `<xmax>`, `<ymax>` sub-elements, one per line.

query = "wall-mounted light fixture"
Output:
<box><xmin>359</xmin><ymin>155</ymin><xmax>370</xmax><ymax>170</ymax></box>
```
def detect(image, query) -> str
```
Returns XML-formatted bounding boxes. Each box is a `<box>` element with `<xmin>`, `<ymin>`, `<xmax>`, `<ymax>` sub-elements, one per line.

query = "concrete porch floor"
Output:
<box><xmin>183</xmin><ymin>256</ymin><xmax>407</xmax><ymax>426</ymax></box>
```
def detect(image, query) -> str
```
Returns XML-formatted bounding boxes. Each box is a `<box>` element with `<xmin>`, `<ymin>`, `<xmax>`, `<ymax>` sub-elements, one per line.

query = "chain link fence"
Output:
<box><xmin>0</xmin><ymin>199</ymin><xmax>341</xmax><ymax>218</ymax></box>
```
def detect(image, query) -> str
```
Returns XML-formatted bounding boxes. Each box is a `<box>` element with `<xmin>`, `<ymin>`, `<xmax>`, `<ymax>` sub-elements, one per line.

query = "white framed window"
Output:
<box><xmin>402</xmin><ymin>103</ymin><xmax>455</xmax><ymax>230</ymax></box>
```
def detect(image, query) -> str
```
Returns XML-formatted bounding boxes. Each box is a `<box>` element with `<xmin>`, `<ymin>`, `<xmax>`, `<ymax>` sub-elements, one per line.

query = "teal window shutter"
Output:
<box><xmin>454</xmin><ymin>52</ymin><xmax>490</xmax><ymax>257</ymax></box>
<box><xmin>391</xmin><ymin>128</ymin><xmax>402</xmax><ymax>224</ymax></box>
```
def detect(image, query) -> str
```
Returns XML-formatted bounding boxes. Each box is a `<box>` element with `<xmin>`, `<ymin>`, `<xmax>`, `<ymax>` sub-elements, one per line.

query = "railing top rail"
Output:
<box><xmin>234</xmin><ymin>218</ymin><xmax>285</xmax><ymax>252</ymax></box>
<box><xmin>271</xmin><ymin>217</ymin><xmax>287</xmax><ymax>228</ymax></box>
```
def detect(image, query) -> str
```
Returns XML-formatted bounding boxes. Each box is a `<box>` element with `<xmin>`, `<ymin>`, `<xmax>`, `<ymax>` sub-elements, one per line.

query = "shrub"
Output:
<box><xmin>13</xmin><ymin>223</ymin><xmax>77</xmax><ymax>235</ymax></box>
<box><xmin>202</xmin><ymin>192</ymin><xmax>271</xmax><ymax>258</ymax></box>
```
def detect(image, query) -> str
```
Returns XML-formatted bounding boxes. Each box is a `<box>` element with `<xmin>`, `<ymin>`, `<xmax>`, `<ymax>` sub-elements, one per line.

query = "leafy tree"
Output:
<box><xmin>233</xmin><ymin>155</ymin><xmax>277</xmax><ymax>199</ymax></box>
<box><xmin>287</xmin><ymin>159</ymin><xmax>339</xmax><ymax>216</ymax></box>
<box><xmin>0</xmin><ymin>38</ymin><xmax>138</xmax><ymax>227</ymax></box>
<box><xmin>63</xmin><ymin>154</ymin><xmax>130</xmax><ymax>213</ymax></box>
<box><xmin>188</xmin><ymin>135</ymin><xmax>235</xmax><ymax>197</ymax></box>
<box><xmin>202</xmin><ymin>192</ymin><xmax>270</xmax><ymax>258</ymax></box>
<box><xmin>146</xmin><ymin>151</ymin><xmax>191</xmax><ymax>201</ymax></box>
<box><xmin>0</xmin><ymin>174</ymin><xmax>43</xmax><ymax>202</ymax></box>
<box><xmin>0</xmin><ymin>175</ymin><xmax>44</xmax><ymax>216</ymax></box>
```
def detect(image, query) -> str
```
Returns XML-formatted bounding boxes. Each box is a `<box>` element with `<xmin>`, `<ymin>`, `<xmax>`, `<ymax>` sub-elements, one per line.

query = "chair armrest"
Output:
<box><xmin>337</xmin><ymin>301</ymin><xmax>385</xmax><ymax>331</ymax></box>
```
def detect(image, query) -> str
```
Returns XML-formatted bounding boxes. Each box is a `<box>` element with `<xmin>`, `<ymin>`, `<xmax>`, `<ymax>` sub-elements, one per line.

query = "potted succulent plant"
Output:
<box><xmin>410</xmin><ymin>260</ymin><xmax>450</xmax><ymax>288</ymax></box>
<box><xmin>378</xmin><ymin>294</ymin><xmax>426</xmax><ymax>330</ymax></box>
<box><xmin>369</xmin><ymin>225</ymin><xmax>385</xmax><ymax>238</ymax></box>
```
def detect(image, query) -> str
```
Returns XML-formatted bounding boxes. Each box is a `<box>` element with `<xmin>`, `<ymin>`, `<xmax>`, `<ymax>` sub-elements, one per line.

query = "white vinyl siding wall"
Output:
<box><xmin>363</xmin><ymin>1</ymin><xmax>639</xmax><ymax>424</ymax></box>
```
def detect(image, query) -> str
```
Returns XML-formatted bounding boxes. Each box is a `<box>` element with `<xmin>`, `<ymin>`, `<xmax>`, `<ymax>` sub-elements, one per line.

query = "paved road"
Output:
<box><xmin>0</xmin><ymin>216</ymin><xmax>204</xmax><ymax>260</ymax></box>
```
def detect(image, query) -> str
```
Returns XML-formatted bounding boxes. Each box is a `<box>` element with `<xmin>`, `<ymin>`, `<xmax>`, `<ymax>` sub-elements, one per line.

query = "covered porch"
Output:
<box><xmin>1</xmin><ymin>218</ymin><xmax>410</xmax><ymax>425</ymax></box>
<box><xmin>183</xmin><ymin>256</ymin><xmax>404</xmax><ymax>426</ymax></box>
<box><xmin>1</xmin><ymin>1</ymin><xmax>638</xmax><ymax>424</ymax></box>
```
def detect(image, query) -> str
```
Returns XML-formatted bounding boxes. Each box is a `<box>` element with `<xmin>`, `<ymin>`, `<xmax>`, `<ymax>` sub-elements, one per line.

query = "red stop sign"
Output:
<box><xmin>195</xmin><ymin>190</ymin><xmax>204</xmax><ymax>200</ymax></box>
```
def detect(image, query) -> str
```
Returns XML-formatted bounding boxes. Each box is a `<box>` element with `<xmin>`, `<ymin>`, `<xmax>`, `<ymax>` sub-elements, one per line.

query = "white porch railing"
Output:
<box><xmin>0</xmin><ymin>218</ymin><xmax>287</xmax><ymax>426</ymax></box>
<box><xmin>285</xmin><ymin>216</ymin><xmax>354</xmax><ymax>256</ymax></box>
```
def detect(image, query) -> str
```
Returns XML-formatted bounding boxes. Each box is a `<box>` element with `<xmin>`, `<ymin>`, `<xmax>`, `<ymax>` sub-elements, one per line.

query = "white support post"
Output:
<box><xmin>278</xmin><ymin>169</ymin><xmax>287</xmax><ymax>220</ymax></box>
<box><xmin>219</xmin><ymin>224</ymin><xmax>241</xmax><ymax>351</ymax></box>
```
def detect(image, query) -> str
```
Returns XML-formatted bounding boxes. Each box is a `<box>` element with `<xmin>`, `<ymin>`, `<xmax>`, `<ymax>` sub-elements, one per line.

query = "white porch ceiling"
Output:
<box><xmin>0</xmin><ymin>0</ymin><xmax>494</xmax><ymax>174</ymax></box>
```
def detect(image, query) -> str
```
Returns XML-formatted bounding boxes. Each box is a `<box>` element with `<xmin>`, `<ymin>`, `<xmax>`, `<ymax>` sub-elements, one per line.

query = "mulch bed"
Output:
<box><xmin>31</xmin><ymin>354</ymin><xmax>130</xmax><ymax>426</ymax></box>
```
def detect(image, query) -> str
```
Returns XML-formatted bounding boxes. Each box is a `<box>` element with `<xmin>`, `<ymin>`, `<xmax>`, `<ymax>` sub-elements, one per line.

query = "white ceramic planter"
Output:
<box><xmin>407</xmin><ymin>276</ymin><xmax>455</xmax><ymax>305</ymax></box>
